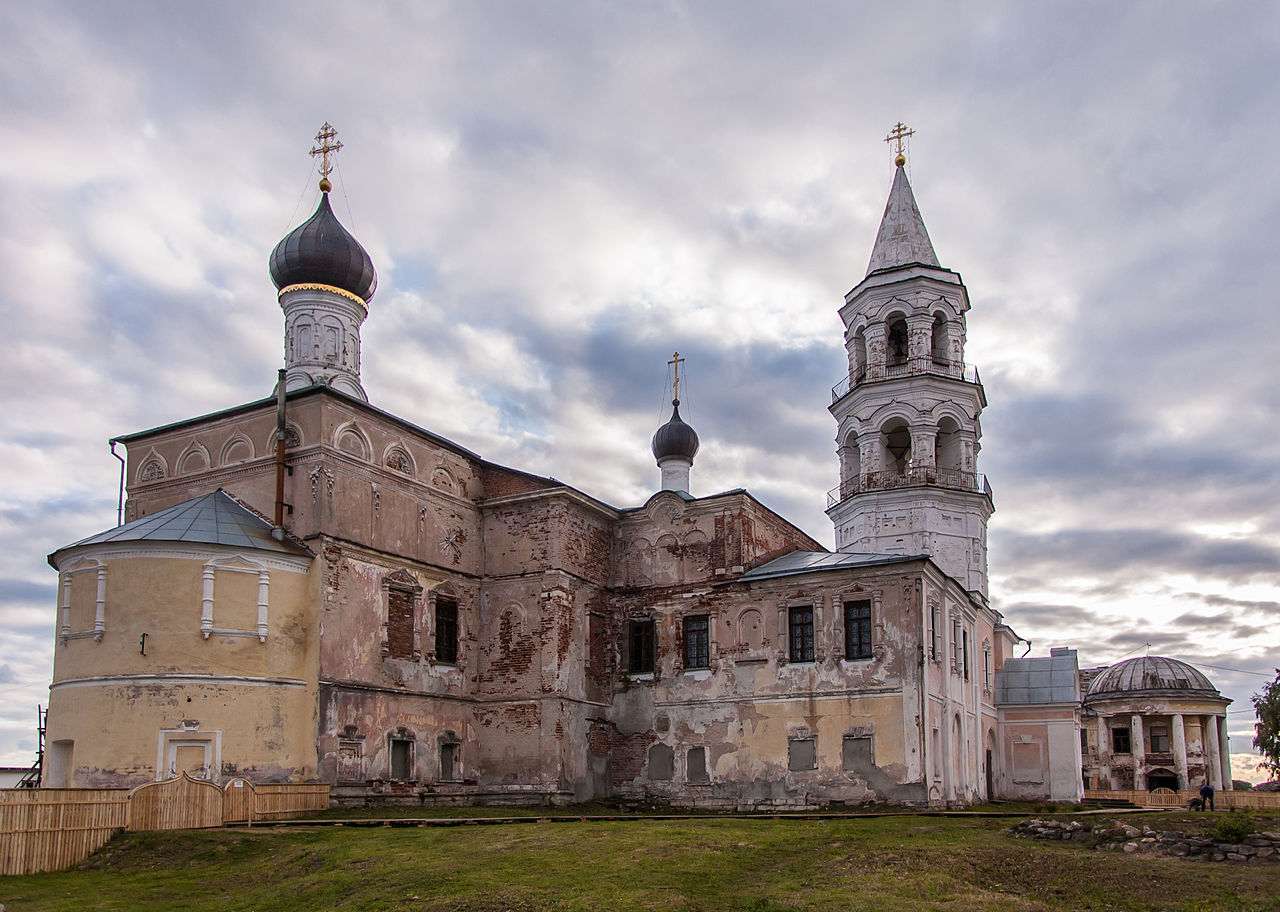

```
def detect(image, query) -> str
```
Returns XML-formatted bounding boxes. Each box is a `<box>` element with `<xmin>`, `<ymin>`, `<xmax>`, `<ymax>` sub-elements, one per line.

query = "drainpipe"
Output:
<box><xmin>272</xmin><ymin>369</ymin><xmax>288</xmax><ymax>540</ymax></box>
<box><xmin>109</xmin><ymin>439</ymin><xmax>125</xmax><ymax>526</ymax></box>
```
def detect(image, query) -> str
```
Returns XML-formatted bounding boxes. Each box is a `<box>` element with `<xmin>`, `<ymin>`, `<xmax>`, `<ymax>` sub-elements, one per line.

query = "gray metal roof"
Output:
<box><xmin>737</xmin><ymin>550</ymin><xmax>921</xmax><ymax>583</ymax></box>
<box><xmin>1084</xmin><ymin>655</ymin><xmax>1221</xmax><ymax>702</ymax></box>
<box><xmin>995</xmin><ymin>649</ymin><xmax>1079</xmax><ymax>706</ymax></box>
<box><xmin>52</xmin><ymin>490</ymin><xmax>310</xmax><ymax>559</ymax></box>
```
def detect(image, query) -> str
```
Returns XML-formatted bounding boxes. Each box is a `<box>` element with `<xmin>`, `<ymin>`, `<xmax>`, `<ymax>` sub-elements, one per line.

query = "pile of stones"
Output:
<box><xmin>1009</xmin><ymin>818</ymin><xmax>1280</xmax><ymax>864</ymax></box>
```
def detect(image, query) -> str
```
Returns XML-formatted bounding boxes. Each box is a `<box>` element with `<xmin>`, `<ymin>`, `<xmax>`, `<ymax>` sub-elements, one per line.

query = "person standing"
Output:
<box><xmin>1199</xmin><ymin>782</ymin><xmax>1215</xmax><ymax>811</ymax></box>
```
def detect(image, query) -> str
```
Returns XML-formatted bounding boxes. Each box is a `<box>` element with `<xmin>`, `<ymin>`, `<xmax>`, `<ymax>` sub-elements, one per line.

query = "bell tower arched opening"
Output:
<box><xmin>931</xmin><ymin>312</ymin><xmax>948</xmax><ymax>365</ymax></box>
<box><xmin>881</xmin><ymin>419</ymin><xmax>912</xmax><ymax>476</ymax></box>
<box><xmin>886</xmin><ymin>315</ymin><xmax>909</xmax><ymax>369</ymax></box>
<box><xmin>936</xmin><ymin>417</ymin><xmax>962</xmax><ymax>474</ymax></box>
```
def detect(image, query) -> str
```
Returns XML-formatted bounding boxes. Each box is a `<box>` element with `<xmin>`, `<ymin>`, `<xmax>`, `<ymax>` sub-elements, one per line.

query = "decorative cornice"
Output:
<box><xmin>51</xmin><ymin>541</ymin><xmax>312</xmax><ymax>574</ymax></box>
<box><xmin>52</xmin><ymin>673</ymin><xmax>309</xmax><ymax>689</ymax></box>
<box><xmin>278</xmin><ymin>282</ymin><xmax>369</xmax><ymax>310</ymax></box>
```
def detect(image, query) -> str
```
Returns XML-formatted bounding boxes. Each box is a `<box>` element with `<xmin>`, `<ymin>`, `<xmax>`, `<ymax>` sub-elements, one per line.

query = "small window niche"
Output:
<box><xmin>788</xmin><ymin>737</ymin><xmax>817</xmax><ymax>772</ymax></box>
<box><xmin>842</xmin><ymin>735</ymin><xmax>874</xmax><ymax>775</ymax></box>
<box><xmin>389</xmin><ymin>735</ymin><xmax>414</xmax><ymax>781</ymax></box>
<box><xmin>686</xmin><ymin>746</ymin><xmax>709</xmax><ymax>784</ymax></box>
<box><xmin>439</xmin><ymin>742</ymin><xmax>460</xmax><ymax>782</ymax></box>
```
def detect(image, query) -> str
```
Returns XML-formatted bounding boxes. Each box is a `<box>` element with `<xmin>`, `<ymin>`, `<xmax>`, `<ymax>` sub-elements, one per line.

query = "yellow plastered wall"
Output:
<box><xmin>45</xmin><ymin>547</ymin><xmax>318</xmax><ymax>787</ymax></box>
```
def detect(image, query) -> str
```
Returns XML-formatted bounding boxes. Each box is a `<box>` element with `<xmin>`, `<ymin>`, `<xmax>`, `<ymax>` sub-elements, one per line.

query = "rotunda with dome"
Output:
<box><xmin>1080</xmin><ymin>655</ymin><xmax>1232</xmax><ymax>793</ymax></box>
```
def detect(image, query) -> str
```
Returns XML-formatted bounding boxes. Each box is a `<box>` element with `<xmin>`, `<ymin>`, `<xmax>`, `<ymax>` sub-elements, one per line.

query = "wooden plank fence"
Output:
<box><xmin>0</xmin><ymin>788</ymin><xmax>128</xmax><ymax>876</ymax></box>
<box><xmin>1085</xmin><ymin>788</ymin><xmax>1280</xmax><ymax>810</ymax></box>
<box><xmin>1</xmin><ymin>778</ymin><xmax>330</xmax><ymax>875</ymax></box>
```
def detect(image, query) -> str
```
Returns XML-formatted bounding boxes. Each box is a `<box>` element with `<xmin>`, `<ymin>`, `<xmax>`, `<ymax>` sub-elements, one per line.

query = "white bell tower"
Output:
<box><xmin>827</xmin><ymin>125</ymin><xmax>994</xmax><ymax>600</ymax></box>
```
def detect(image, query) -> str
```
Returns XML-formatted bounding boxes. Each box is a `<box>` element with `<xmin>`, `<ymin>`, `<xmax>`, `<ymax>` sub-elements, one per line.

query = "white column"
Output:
<box><xmin>59</xmin><ymin>572</ymin><xmax>72</xmax><ymax>639</ymax></box>
<box><xmin>93</xmin><ymin>565</ymin><xmax>107</xmax><ymax>641</ymax></box>
<box><xmin>1095</xmin><ymin>714</ymin><xmax>1112</xmax><ymax>789</ymax></box>
<box><xmin>1218</xmin><ymin>716</ymin><xmax>1233</xmax><ymax>790</ymax></box>
<box><xmin>201</xmin><ymin>566</ymin><xmax>215</xmax><ymax>638</ymax></box>
<box><xmin>1205</xmin><ymin>714</ymin><xmax>1223</xmax><ymax>790</ymax></box>
<box><xmin>1131</xmin><ymin>715</ymin><xmax>1146</xmax><ymax>790</ymax></box>
<box><xmin>1171</xmin><ymin>713</ymin><xmax>1187</xmax><ymax>789</ymax></box>
<box><xmin>256</xmin><ymin>571</ymin><xmax>270</xmax><ymax>642</ymax></box>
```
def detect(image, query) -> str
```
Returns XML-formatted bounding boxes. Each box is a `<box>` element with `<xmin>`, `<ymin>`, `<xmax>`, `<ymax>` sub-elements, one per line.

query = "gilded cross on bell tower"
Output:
<box><xmin>668</xmin><ymin>351</ymin><xmax>685</xmax><ymax>405</ymax></box>
<box><xmin>310</xmin><ymin>122</ymin><xmax>343</xmax><ymax>191</ymax></box>
<box><xmin>884</xmin><ymin>121</ymin><xmax>914</xmax><ymax>167</ymax></box>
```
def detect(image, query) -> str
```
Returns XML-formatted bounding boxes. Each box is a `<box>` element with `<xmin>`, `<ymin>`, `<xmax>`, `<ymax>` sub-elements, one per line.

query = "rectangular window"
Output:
<box><xmin>629</xmin><ymin>620</ymin><xmax>655</xmax><ymax>673</ymax></box>
<box><xmin>1150</xmin><ymin>725</ymin><xmax>1169</xmax><ymax>753</ymax></box>
<box><xmin>930</xmin><ymin>604</ymin><xmax>942</xmax><ymax>661</ymax></box>
<box><xmin>683</xmin><ymin>615</ymin><xmax>709</xmax><ymax>669</ymax></box>
<box><xmin>843</xmin><ymin>600</ymin><xmax>872</xmax><ymax>660</ymax></box>
<box><xmin>962</xmin><ymin>629</ymin><xmax>970</xmax><ymax>681</ymax></box>
<box><xmin>435</xmin><ymin>596</ymin><xmax>458</xmax><ymax>664</ymax></box>
<box><xmin>951</xmin><ymin>618</ymin><xmax>962</xmax><ymax>668</ymax></box>
<box><xmin>788</xmin><ymin>737</ymin><xmax>817</xmax><ymax>771</ymax></box>
<box><xmin>1080</xmin><ymin>728</ymin><xmax>1089</xmax><ymax>752</ymax></box>
<box><xmin>1111</xmin><ymin>727</ymin><xmax>1131</xmax><ymax>754</ymax></box>
<box><xmin>983</xmin><ymin>649</ymin><xmax>992</xmax><ymax>689</ymax></box>
<box><xmin>788</xmin><ymin>606</ymin><xmax>814</xmax><ymax>663</ymax></box>
<box><xmin>842</xmin><ymin>735</ymin><xmax>873</xmax><ymax>772</ymax></box>
<box><xmin>390</xmin><ymin>738</ymin><xmax>413</xmax><ymax>780</ymax></box>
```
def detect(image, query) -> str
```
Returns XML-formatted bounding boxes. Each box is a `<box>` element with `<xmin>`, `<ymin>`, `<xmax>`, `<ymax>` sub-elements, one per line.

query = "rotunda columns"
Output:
<box><xmin>1205</xmin><ymin>714</ymin><xmax>1223</xmax><ymax>789</ymax></box>
<box><xmin>1171</xmin><ymin>713</ymin><xmax>1188</xmax><ymax>788</ymax></box>
<box><xmin>1218</xmin><ymin>716</ymin><xmax>1233</xmax><ymax>790</ymax></box>
<box><xmin>1094</xmin><ymin>714</ymin><xmax>1112</xmax><ymax>789</ymax></box>
<box><xmin>1130</xmin><ymin>715</ymin><xmax>1146</xmax><ymax>790</ymax></box>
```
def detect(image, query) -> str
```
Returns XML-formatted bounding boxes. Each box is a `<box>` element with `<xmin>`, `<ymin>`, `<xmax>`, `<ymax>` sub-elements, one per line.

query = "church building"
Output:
<box><xmin>38</xmin><ymin>125</ymin><xmax>1226</xmax><ymax>807</ymax></box>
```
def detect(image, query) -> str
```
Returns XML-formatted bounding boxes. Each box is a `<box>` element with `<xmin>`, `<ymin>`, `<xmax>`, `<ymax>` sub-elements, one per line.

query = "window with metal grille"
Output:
<box><xmin>435</xmin><ymin>596</ymin><xmax>458</xmax><ymax>664</ymax></box>
<box><xmin>789</xmin><ymin>606</ymin><xmax>814</xmax><ymax>663</ymax></box>
<box><xmin>843</xmin><ymin>600</ymin><xmax>872</xmax><ymax>660</ymax></box>
<box><xmin>629</xmin><ymin>619</ymin><xmax>655</xmax><ymax>673</ymax></box>
<box><xmin>683</xmin><ymin>615</ymin><xmax>709</xmax><ymax>669</ymax></box>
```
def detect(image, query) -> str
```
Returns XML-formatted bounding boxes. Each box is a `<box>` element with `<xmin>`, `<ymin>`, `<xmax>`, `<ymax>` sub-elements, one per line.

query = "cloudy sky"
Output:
<box><xmin>0</xmin><ymin>1</ymin><xmax>1276</xmax><ymax>782</ymax></box>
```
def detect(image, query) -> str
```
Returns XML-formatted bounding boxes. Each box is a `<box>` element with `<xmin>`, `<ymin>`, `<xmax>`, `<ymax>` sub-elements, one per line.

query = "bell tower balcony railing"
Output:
<box><xmin>831</xmin><ymin>359</ymin><xmax>982</xmax><ymax>404</ymax></box>
<box><xmin>827</xmin><ymin>467</ymin><xmax>993</xmax><ymax>509</ymax></box>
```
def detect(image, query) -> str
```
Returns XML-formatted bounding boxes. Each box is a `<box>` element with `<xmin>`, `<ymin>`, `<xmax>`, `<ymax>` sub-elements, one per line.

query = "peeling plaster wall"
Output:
<box><xmin>61</xmin><ymin>388</ymin><xmax>1028</xmax><ymax>807</ymax></box>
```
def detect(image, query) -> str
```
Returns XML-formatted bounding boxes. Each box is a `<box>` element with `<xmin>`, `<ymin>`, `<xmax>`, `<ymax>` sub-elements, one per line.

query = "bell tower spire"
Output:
<box><xmin>828</xmin><ymin>128</ymin><xmax>994</xmax><ymax>599</ymax></box>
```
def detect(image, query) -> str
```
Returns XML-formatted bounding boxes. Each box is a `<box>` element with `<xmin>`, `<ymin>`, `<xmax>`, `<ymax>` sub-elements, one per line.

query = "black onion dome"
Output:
<box><xmin>651</xmin><ymin>403</ymin><xmax>700</xmax><ymax>461</ymax></box>
<box><xmin>269</xmin><ymin>192</ymin><xmax>377</xmax><ymax>302</ymax></box>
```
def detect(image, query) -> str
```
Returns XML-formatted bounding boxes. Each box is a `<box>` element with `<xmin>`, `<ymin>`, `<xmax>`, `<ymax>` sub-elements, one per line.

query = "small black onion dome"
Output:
<box><xmin>269</xmin><ymin>190</ymin><xmax>377</xmax><ymax>302</ymax></box>
<box><xmin>651</xmin><ymin>401</ymin><xmax>700</xmax><ymax>461</ymax></box>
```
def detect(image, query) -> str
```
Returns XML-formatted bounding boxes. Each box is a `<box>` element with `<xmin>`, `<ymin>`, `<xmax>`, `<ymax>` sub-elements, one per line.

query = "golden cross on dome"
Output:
<box><xmin>884</xmin><ymin>121</ymin><xmax>914</xmax><ymax>166</ymax></box>
<box><xmin>310</xmin><ymin>122</ymin><xmax>343</xmax><ymax>182</ymax></box>
<box><xmin>668</xmin><ymin>352</ymin><xmax>685</xmax><ymax>403</ymax></box>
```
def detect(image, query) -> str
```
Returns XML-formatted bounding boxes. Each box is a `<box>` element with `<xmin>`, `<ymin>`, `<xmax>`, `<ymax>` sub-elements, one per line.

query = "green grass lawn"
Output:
<box><xmin>3</xmin><ymin>811</ymin><xmax>1277</xmax><ymax>911</ymax></box>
